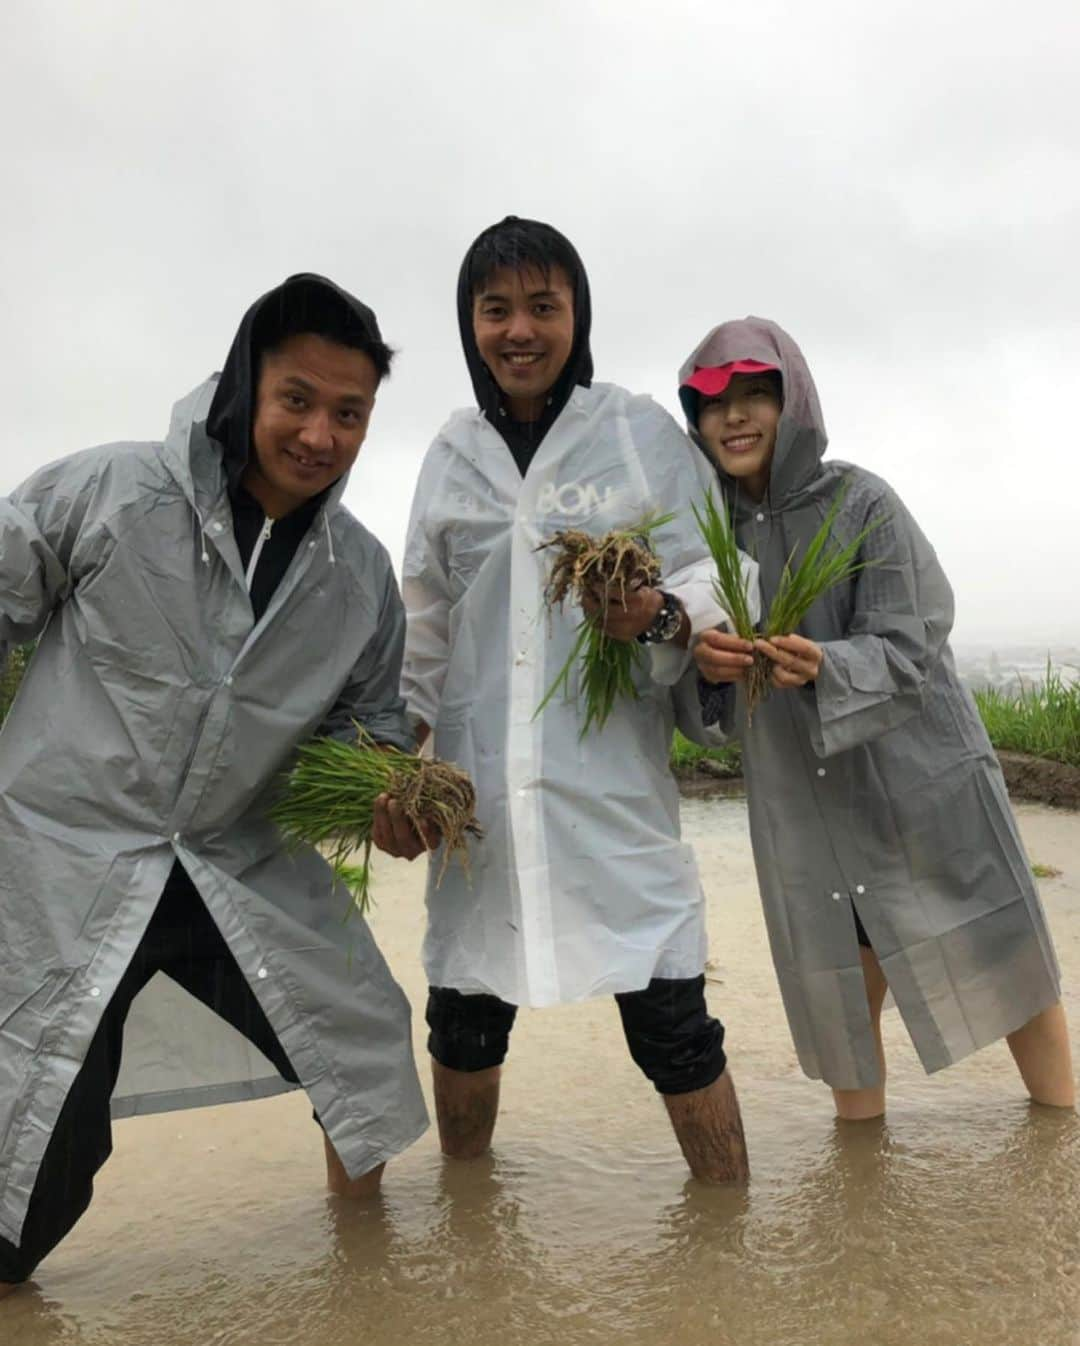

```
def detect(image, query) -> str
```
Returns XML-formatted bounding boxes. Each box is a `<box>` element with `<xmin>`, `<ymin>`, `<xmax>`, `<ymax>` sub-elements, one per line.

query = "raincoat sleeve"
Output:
<box><xmin>316</xmin><ymin>552</ymin><xmax>414</xmax><ymax>753</ymax></box>
<box><xmin>629</xmin><ymin>403</ymin><xmax>758</xmax><ymax>688</ymax></box>
<box><xmin>672</xmin><ymin>673</ymin><xmax>735</xmax><ymax>746</ymax></box>
<box><xmin>400</xmin><ymin>452</ymin><xmax>452</xmax><ymax>734</ymax></box>
<box><xmin>809</xmin><ymin>484</ymin><xmax>953</xmax><ymax>758</ymax></box>
<box><xmin>1</xmin><ymin>449</ymin><xmax>105</xmax><ymax>670</ymax></box>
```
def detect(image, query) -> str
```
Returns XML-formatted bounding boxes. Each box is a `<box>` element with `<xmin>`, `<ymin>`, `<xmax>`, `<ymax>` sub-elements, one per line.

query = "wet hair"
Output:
<box><xmin>254</xmin><ymin>286</ymin><xmax>395</xmax><ymax>382</ymax></box>
<box><xmin>463</xmin><ymin>216</ymin><xmax>580</xmax><ymax>302</ymax></box>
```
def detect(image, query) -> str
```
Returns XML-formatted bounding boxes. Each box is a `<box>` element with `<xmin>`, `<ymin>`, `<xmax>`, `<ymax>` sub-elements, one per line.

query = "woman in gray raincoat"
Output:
<box><xmin>0</xmin><ymin>275</ymin><xmax>427</xmax><ymax>1293</ymax></box>
<box><xmin>679</xmin><ymin>316</ymin><xmax>1074</xmax><ymax>1118</ymax></box>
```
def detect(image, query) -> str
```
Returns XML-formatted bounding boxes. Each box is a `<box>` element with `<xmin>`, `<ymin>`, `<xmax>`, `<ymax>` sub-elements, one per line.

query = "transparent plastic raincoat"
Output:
<box><xmin>0</xmin><ymin>374</ymin><xmax>428</xmax><ymax>1246</ymax></box>
<box><xmin>402</xmin><ymin>384</ymin><xmax>755</xmax><ymax>1006</ymax></box>
<box><xmin>679</xmin><ymin>317</ymin><xmax>1061</xmax><ymax>1090</ymax></box>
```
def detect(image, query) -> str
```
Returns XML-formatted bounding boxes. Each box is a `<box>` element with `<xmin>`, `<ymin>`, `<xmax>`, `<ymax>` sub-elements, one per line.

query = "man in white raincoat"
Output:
<box><xmin>392</xmin><ymin>217</ymin><xmax>755</xmax><ymax>1182</ymax></box>
<box><xmin>0</xmin><ymin>274</ymin><xmax>428</xmax><ymax>1297</ymax></box>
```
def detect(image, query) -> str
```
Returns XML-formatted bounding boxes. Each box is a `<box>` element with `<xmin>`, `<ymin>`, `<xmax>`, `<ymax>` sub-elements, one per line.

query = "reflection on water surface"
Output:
<box><xmin>7</xmin><ymin>800</ymin><xmax>1079</xmax><ymax>1346</ymax></box>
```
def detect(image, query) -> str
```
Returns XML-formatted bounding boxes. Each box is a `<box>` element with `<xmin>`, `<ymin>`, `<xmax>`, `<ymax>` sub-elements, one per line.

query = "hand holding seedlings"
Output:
<box><xmin>372</xmin><ymin>793</ymin><xmax>442</xmax><ymax>860</ymax></box>
<box><xmin>581</xmin><ymin>582</ymin><xmax>670</xmax><ymax>643</ymax></box>
<box><xmin>693</xmin><ymin>481</ymin><xmax>883</xmax><ymax>722</ymax></box>
<box><xmin>755</xmin><ymin>633</ymin><xmax>823</xmax><ymax>688</ymax></box>
<box><xmin>694</xmin><ymin>629</ymin><xmax>756</xmax><ymax>684</ymax></box>
<box><xmin>271</xmin><ymin>727</ymin><xmax>482</xmax><ymax>914</ymax></box>
<box><xmin>535</xmin><ymin>514</ymin><xmax>674</xmax><ymax>735</ymax></box>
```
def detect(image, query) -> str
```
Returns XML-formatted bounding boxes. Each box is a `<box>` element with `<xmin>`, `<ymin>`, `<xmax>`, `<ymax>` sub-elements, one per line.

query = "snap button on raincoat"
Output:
<box><xmin>679</xmin><ymin>318</ymin><xmax>1061</xmax><ymax>1090</ymax></box>
<box><xmin>0</xmin><ymin>379</ymin><xmax>428</xmax><ymax>1246</ymax></box>
<box><xmin>402</xmin><ymin>384</ymin><xmax>756</xmax><ymax>1007</ymax></box>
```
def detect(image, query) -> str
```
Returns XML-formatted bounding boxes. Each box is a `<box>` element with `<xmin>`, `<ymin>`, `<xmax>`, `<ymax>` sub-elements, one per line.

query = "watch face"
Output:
<box><xmin>658</xmin><ymin>599</ymin><xmax>682</xmax><ymax>641</ymax></box>
<box><xmin>645</xmin><ymin>591</ymin><xmax>680</xmax><ymax>643</ymax></box>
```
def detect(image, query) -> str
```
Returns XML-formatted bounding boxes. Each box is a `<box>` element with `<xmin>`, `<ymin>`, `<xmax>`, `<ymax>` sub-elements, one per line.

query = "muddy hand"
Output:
<box><xmin>372</xmin><ymin>794</ymin><xmax>440</xmax><ymax>860</ymax></box>
<box><xmin>694</xmin><ymin>629</ymin><xmax>755</xmax><ymax>683</ymax></box>
<box><xmin>581</xmin><ymin>583</ymin><xmax>663</xmax><ymax>642</ymax></box>
<box><xmin>754</xmin><ymin>634</ymin><xmax>823</xmax><ymax>688</ymax></box>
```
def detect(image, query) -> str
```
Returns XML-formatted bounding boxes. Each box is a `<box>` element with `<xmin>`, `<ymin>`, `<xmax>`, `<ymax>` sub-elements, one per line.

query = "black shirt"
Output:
<box><xmin>229</xmin><ymin>484</ymin><xmax>322</xmax><ymax>623</ymax></box>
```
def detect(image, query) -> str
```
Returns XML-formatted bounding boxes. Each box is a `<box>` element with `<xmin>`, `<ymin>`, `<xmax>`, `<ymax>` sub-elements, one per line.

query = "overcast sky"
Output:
<box><xmin>2</xmin><ymin>0</ymin><xmax>1077</xmax><ymax>647</ymax></box>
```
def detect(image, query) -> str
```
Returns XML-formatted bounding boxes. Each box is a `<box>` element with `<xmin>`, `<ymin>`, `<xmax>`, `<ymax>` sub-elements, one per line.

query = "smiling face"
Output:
<box><xmin>471</xmin><ymin>265</ymin><xmax>576</xmax><ymax>422</ymax></box>
<box><xmin>696</xmin><ymin>372</ymin><xmax>783</xmax><ymax>501</ymax></box>
<box><xmin>246</xmin><ymin>332</ymin><xmax>380</xmax><ymax>517</ymax></box>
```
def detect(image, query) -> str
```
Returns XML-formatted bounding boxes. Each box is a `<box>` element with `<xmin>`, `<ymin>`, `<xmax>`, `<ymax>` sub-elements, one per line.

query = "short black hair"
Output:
<box><xmin>254</xmin><ymin>282</ymin><xmax>395</xmax><ymax>382</ymax></box>
<box><xmin>463</xmin><ymin>216</ymin><xmax>581</xmax><ymax>303</ymax></box>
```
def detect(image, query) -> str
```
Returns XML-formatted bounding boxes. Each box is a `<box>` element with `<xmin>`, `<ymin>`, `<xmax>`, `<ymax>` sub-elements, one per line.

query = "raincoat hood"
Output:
<box><xmin>678</xmin><ymin>317</ymin><xmax>828</xmax><ymax>509</ymax></box>
<box><xmin>206</xmin><ymin>272</ymin><xmax>386</xmax><ymax>492</ymax></box>
<box><xmin>456</xmin><ymin>216</ymin><xmax>594</xmax><ymax>448</ymax></box>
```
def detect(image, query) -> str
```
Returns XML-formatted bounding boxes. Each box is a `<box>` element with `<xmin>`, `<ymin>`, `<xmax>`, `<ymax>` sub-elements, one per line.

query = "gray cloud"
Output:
<box><xmin>3</xmin><ymin>0</ymin><xmax>1077</xmax><ymax>643</ymax></box>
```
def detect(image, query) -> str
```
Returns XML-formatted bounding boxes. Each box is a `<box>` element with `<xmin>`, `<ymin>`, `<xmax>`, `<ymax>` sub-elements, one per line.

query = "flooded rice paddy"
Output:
<box><xmin>7</xmin><ymin>798</ymin><xmax>1080</xmax><ymax>1346</ymax></box>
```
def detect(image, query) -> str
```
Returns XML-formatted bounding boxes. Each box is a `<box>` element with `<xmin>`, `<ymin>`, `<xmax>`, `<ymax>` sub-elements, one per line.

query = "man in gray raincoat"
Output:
<box><xmin>0</xmin><ymin>274</ymin><xmax>428</xmax><ymax>1296</ymax></box>
<box><xmin>681</xmin><ymin>316</ymin><xmax>1074</xmax><ymax>1119</ymax></box>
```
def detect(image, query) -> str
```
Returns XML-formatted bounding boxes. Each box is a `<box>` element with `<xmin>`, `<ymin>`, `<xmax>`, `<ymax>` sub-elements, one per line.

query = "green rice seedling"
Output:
<box><xmin>694</xmin><ymin>481</ymin><xmax>885</xmax><ymax>722</ymax></box>
<box><xmin>535</xmin><ymin>514</ymin><xmax>674</xmax><ymax>735</ymax></box>
<box><xmin>691</xmin><ymin>489</ymin><xmax>769</xmax><ymax>712</ymax></box>
<box><xmin>270</xmin><ymin>726</ymin><xmax>482</xmax><ymax>915</ymax></box>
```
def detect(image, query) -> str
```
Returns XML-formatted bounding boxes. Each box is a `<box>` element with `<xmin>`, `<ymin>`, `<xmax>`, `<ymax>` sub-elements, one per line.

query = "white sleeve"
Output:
<box><xmin>400</xmin><ymin>453</ymin><xmax>453</xmax><ymax>732</ymax></box>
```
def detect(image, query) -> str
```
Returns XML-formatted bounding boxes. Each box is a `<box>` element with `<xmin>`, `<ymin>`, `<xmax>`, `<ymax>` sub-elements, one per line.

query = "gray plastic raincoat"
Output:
<box><xmin>0</xmin><ymin>378</ymin><xmax>428</xmax><ymax>1246</ymax></box>
<box><xmin>678</xmin><ymin>318</ymin><xmax>1061</xmax><ymax>1090</ymax></box>
<box><xmin>402</xmin><ymin>385</ymin><xmax>755</xmax><ymax>1007</ymax></box>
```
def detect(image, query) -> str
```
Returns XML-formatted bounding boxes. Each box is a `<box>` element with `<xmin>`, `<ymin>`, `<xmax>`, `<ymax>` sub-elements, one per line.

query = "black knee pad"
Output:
<box><xmin>615</xmin><ymin>975</ymin><xmax>727</xmax><ymax>1095</ymax></box>
<box><xmin>426</xmin><ymin>986</ymin><xmax>518</xmax><ymax>1072</ymax></box>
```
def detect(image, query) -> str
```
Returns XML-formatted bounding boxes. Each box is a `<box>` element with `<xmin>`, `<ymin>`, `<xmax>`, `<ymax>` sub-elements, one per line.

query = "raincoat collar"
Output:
<box><xmin>678</xmin><ymin>317</ymin><xmax>828</xmax><ymax>515</ymax></box>
<box><xmin>160</xmin><ymin>376</ymin><xmax>350</xmax><ymax>572</ymax></box>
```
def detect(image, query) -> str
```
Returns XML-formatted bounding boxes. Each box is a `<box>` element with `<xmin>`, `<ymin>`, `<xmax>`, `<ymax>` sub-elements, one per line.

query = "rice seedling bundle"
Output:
<box><xmin>693</xmin><ymin>481</ymin><xmax>885</xmax><ymax>722</ymax></box>
<box><xmin>535</xmin><ymin>514</ymin><xmax>673</xmax><ymax>735</ymax></box>
<box><xmin>270</xmin><ymin>727</ymin><xmax>482</xmax><ymax>915</ymax></box>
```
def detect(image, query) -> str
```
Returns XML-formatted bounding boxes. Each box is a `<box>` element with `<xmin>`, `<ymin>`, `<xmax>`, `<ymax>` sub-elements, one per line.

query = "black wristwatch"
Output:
<box><xmin>636</xmin><ymin>590</ymin><xmax>683</xmax><ymax>645</ymax></box>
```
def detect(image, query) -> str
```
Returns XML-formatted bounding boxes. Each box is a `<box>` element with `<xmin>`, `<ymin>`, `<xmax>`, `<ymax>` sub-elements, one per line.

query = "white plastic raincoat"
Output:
<box><xmin>402</xmin><ymin>385</ymin><xmax>755</xmax><ymax>1007</ymax></box>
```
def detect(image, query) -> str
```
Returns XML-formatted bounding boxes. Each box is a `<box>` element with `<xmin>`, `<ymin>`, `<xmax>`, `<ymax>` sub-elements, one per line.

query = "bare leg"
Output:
<box><xmin>431</xmin><ymin>1061</ymin><xmax>502</xmax><ymax>1158</ymax></box>
<box><xmin>322</xmin><ymin>1132</ymin><xmax>385</xmax><ymax>1198</ymax></box>
<box><xmin>833</xmin><ymin>946</ymin><xmax>888</xmax><ymax>1122</ymax></box>
<box><xmin>664</xmin><ymin>1069</ymin><xmax>750</xmax><ymax>1183</ymax></box>
<box><xmin>1007</xmin><ymin>1002</ymin><xmax>1076</xmax><ymax>1108</ymax></box>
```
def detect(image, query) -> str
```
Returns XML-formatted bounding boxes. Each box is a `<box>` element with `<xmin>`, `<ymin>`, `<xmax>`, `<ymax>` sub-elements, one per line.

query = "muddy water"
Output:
<box><xmin>7</xmin><ymin>800</ymin><xmax>1080</xmax><ymax>1346</ymax></box>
